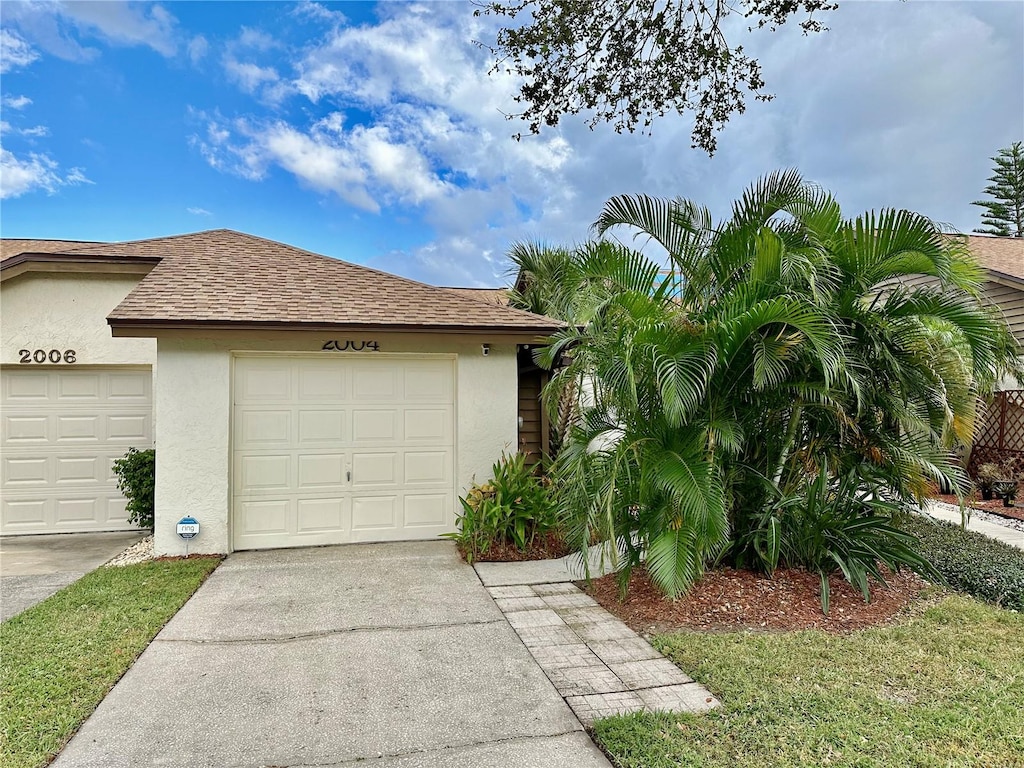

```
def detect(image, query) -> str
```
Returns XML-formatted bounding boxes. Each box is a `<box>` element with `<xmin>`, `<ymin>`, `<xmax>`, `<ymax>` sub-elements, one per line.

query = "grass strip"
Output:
<box><xmin>592</xmin><ymin>594</ymin><xmax>1024</xmax><ymax>767</ymax></box>
<box><xmin>1</xmin><ymin>557</ymin><xmax>220</xmax><ymax>768</ymax></box>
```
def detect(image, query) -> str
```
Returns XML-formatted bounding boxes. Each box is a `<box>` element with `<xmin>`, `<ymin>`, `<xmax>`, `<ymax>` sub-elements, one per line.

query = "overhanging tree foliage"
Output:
<box><xmin>973</xmin><ymin>141</ymin><xmax>1024</xmax><ymax>237</ymax></box>
<box><xmin>477</xmin><ymin>0</ymin><xmax>837</xmax><ymax>153</ymax></box>
<box><xmin>530</xmin><ymin>171</ymin><xmax>1022</xmax><ymax>604</ymax></box>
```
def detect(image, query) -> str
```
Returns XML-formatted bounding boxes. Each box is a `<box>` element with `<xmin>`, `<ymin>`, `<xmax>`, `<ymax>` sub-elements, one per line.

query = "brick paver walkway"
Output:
<box><xmin>486</xmin><ymin>581</ymin><xmax>720</xmax><ymax>725</ymax></box>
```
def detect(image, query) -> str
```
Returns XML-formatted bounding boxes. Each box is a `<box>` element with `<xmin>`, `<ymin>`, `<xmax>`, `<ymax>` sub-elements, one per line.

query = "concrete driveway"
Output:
<box><xmin>0</xmin><ymin>531</ymin><xmax>145</xmax><ymax>622</ymax></box>
<box><xmin>51</xmin><ymin>541</ymin><xmax>611</xmax><ymax>767</ymax></box>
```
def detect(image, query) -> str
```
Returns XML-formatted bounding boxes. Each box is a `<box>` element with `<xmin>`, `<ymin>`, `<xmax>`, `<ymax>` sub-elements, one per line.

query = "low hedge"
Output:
<box><xmin>901</xmin><ymin>514</ymin><xmax>1024</xmax><ymax>611</ymax></box>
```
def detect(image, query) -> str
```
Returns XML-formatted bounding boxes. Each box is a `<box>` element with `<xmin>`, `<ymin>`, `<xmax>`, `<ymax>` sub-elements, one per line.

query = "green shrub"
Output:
<box><xmin>900</xmin><ymin>514</ymin><xmax>1024</xmax><ymax>611</ymax></box>
<box><xmin>445</xmin><ymin>452</ymin><xmax>557</xmax><ymax>563</ymax></box>
<box><xmin>112</xmin><ymin>447</ymin><xmax>155</xmax><ymax>529</ymax></box>
<box><xmin>736</xmin><ymin>464</ymin><xmax>939</xmax><ymax>613</ymax></box>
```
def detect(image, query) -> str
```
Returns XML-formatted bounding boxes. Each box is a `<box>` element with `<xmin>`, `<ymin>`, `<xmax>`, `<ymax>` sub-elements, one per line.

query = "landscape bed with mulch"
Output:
<box><xmin>583</xmin><ymin>566</ymin><xmax>928</xmax><ymax>634</ymax></box>
<box><xmin>931</xmin><ymin>492</ymin><xmax>1024</xmax><ymax>521</ymax></box>
<box><xmin>458</xmin><ymin>531</ymin><xmax>573</xmax><ymax>562</ymax></box>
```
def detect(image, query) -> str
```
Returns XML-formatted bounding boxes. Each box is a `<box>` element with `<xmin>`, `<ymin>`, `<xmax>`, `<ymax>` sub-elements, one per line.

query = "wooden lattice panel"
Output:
<box><xmin>968</xmin><ymin>390</ymin><xmax>1024</xmax><ymax>477</ymax></box>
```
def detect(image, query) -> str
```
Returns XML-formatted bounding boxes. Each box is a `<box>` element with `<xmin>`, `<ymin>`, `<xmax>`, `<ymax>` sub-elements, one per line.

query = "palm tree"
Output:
<box><xmin>544</xmin><ymin>171</ymin><xmax>1021</xmax><ymax>599</ymax></box>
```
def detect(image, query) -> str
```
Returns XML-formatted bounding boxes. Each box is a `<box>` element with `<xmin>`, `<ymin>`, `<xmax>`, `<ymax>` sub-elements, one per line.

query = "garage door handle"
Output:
<box><xmin>347</xmin><ymin>470</ymin><xmax>351</xmax><ymax>482</ymax></box>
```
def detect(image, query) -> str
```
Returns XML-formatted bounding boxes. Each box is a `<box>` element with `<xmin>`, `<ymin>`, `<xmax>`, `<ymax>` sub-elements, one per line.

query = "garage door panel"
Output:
<box><xmin>3</xmin><ymin>456</ymin><xmax>50</xmax><ymax>485</ymax></box>
<box><xmin>298</xmin><ymin>410</ymin><xmax>345</xmax><ymax>443</ymax></box>
<box><xmin>404</xmin><ymin>409</ymin><xmax>451</xmax><ymax>442</ymax></box>
<box><xmin>404</xmin><ymin>494</ymin><xmax>448</xmax><ymax>527</ymax></box>
<box><xmin>297</xmin><ymin>453</ymin><xmax>346</xmax><ymax>489</ymax></box>
<box><xmin>296</xmin><ymin>497</ymin><xmax>348</xmax><ymax>533</ymax></box>
<box><xmin>299</xmin><ymin>366</ymin><xmax>345</xmax><ymax>400</ymax></box>
<box><xmin>1</xmin><ymin>368</ymin><xmax>152</xmax><ymax>535</ymax></box>
<box><xmin>107</xmin><ymin>414</ymin><xmax>150</xmax><ymax>441</ymax></box>
<box><xmin>352</xmin><ymin>409</ymin><xmax>397</xmax><ymax>442</ymax></box>
<box><xmin>352</xmin><ymin>452</ymin><xmax>396</xmax><ymax>486</ymax></box>
<box><xmin>3</xmin><ymin>499</ymin><xmax>48</xmax><ymax>529</ymax></box>
<box><xmin>55</xmin><ymin>497</ymin><xmax>105</xmax><ymax>525</ymax></box>
<box><xmin>351</xmin><ymin>495</ymin><xmax>397</xmax><ymax>532</ymax></box>
<box><xmin>352</xmin><ymin>366</ymin><xmax>397</xmax><ymax>400</ymax></box>
<box><xmin>3</xmin><ymin>415</ymin><xmax>50</xmax><ymax>442</ymax></box>
<box><xmin>404</xmin><ymin>452</ymin><xmax>448</xmax><ymax>485</ymax></box>
<box><xmin>56</xmin><ymin>456</ymin><xmax>101</xmax><ymax>483</ymax></box>
<box><xmin>238</xmin><ymin>499</ymin><xmax>291</xmax><ymax>535</ymax></box>
<box><xmin>5</xmin><ymin>372</ymin><xmax>50</xmax><ymax>400</ymax></box>
<box><xmin>239</xmin><ymin>365</ymin><xmax>292</xmax><ymax>401</ymax></box>
<box><xmin>57</xmin><ymin>415</ymin><xmax>101</xmax><ymax>441</ymax></box>
<box><xmin>233</xmin><ymin>356</ymin><xmax>455</xmax><ymax>550</ymax></box>
<box><xmin>58</xmin><ymin>373</ymin><xmax>102</xmax><ymax>399</ymax></box>
<box><xmin>237</xmin><ymin>410</ymin><xmax>292</xmax><ymax>446</ymax></box>
<box><xmin>106</xmin><ymin>372</ymin><xmax>150</xmax><ymax>400</ymax></box>
<box><xmin>238</xmin><ymin>455</ymin><xmax>291</xmax><ymax>491</ymax></box>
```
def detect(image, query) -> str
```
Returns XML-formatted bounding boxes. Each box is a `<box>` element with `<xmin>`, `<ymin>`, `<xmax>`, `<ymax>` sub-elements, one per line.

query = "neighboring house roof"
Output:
<box><xmin>71</xmin><ymin>229</ymin><xmax>562</xmax><ymax>335</ymax></box>
<box><xmin>965</xmin><ymin>234</ymin><xmax>1023</xmax><ymax>283</ymax></box>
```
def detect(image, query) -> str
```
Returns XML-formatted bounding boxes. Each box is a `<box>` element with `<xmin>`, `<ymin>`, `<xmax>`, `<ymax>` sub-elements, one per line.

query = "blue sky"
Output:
<box><xmin>1</xmin><ymin>1</ymin><xmax>1022</xmax><ymax>287</ymax></box>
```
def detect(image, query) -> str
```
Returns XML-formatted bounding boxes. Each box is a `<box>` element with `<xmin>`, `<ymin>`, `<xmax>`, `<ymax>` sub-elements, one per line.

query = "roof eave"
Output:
<box><xmin>107</xmin><ymin>317</ymin><xmax>563</xmax><ymax>339</ymax></box>
<box><xmin>1</xmin><ymin>253</ymin><xmax>163</xmax><ymax>282</ymax></box>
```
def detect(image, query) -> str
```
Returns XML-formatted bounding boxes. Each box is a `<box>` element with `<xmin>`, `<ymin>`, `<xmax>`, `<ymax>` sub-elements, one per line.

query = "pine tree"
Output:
<box><xmin>973</xmin><ymin>141</ymin><xmax>1024</xmax><ymax>237</ymax></box>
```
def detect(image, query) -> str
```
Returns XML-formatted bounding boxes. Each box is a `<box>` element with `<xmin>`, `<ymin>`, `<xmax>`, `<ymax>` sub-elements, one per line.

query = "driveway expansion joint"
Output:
<box><xmin>486</xmin><ymin>582</ymin><xmax>720</xmax><ymax>725</ymax></box>
<box><xmin>157</xmin><ymin>618</ymin><xmax>508</xmax><ymax>645</ymax></box>
<box><xmin>219</xmin><ymin>729</ymin><xmax>590</xmax><ymax>767</ymax></box>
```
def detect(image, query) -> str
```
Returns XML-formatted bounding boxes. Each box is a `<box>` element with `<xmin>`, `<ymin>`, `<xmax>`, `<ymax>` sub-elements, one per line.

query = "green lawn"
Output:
<box><xmin>1</xmin><ymin>557</ymin><xmax>220</xmax><ymax>768</ymax></box>
<box><xmin>593</xmin><ymin>594</ymin><xmax>1024</xmax><ymax>768</ymax></box>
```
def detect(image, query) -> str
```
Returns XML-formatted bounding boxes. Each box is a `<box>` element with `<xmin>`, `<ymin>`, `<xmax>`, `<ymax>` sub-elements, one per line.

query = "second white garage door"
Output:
<box><xmin>1</xmin><ymin>367</ymin><xmax>152</xmax><ymax>535</ymax></box>
<box><xmin>232</xmin><ymin>355</ymin><xmax>456</xmax><ymax>550</ymax></box>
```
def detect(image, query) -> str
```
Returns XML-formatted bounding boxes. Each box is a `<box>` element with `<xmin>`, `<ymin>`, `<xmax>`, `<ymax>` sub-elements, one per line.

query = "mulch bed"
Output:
<box><xmin>932</xmin><ymin>492</ymin><xmax>1024</xmax><ymax>522</ymax></box>
<box><xmin>583</xmin><ymin>566</ymin><xmax>928</xmax><ymax>635</ymax></box>
<box><xmin>461</xmin><ymin>531</ymin><xmax>573</xmax><ymax>562</ymax></box>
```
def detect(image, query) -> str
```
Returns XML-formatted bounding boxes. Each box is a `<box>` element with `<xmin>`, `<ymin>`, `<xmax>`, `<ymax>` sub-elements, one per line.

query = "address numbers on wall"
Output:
<box><xmin>18</xmin><ymin>348</ymin><xmax>77</xmax><ymax>364</ymax></box>
<box><xmin>322</xmin><ymin>340</ymin><xmax>380</xmax><ymax>351</ymax></box>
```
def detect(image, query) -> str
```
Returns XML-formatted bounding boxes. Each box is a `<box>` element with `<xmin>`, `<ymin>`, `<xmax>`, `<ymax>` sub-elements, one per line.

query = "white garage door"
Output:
<box><xmin>232</xmin><ymin>356</ymin><xmax>455</xmax><ymax>550</ymax></box>
<box><xmin>1</xmin><ymin>368</ymin><xmax>153</xmax><ymax>535</ymax></box>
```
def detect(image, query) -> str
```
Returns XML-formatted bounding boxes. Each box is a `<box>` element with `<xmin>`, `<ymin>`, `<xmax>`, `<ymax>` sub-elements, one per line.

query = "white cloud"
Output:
<box><xmin>2</xmin><ymin>95</ymin><xmax>33</xmax><ymax>109</ymax></box>
<box><xmin>293</xmin><ymin>2</ymin><xmax>346</xmax><ymax>27</ymax></box>
<box><xmin>1</xmin><ymin>28</ymin><xmax>40</xmax><ymax>72</ymax></box>
<box><xmin>237</xmin><ymin>27</ymin><xmax>280</xmax><ymax>52</ymax></box>
<box><xmin>187</xmin><ymin>206</ymin><xmax>212</xmax><ymax>216</ymax></box>
<box><xmin>188</xmin><ymin>34</ymin><xmax>208</xmax><ymax>65</ymax></box>
<box><xmin>0</xmin><ymin>145</ymin><xmax>91</xmax><ymax>199</ymax></box>
<box><xmin>54</xmin><ymin>2</ymin><xmax>179</xmax><ymax>56</ymax></box>
<box><xmin>0</xmin><ymin>120</ymin><xmax>49</xmax><ymax>138</ymax></box>
<box><xmin>1</xmin><ymin>1</ymin><xmax>180</xmax><ymax>66</ymax></box>
<box><xmin>224</xmin><ymin>57</ymin><xmax>281</xmax><ymax>94</ymax></box>
<box><xmin>197</xmin><ymin>1</ymin><xmax>1023</xmax><ymax>286</ymax></box>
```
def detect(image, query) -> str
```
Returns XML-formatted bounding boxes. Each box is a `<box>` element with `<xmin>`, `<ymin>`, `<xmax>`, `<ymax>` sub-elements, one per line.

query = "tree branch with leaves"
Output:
<box><xmin>476</xmin><ymin>0</ymin><xmax>837</xmax><ymax>154</ymax></box>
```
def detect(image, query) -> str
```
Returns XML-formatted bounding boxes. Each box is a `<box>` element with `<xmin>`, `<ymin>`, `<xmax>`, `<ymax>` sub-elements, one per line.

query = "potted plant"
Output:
<box><xmin>976</xmin><ymin>462</ymin><xmax>1001</xmax><ymax>501</ymax></box>
<box><xmin>993</xmin><ymin>459</ymin><xmax>1021</xmax><ymax>508</ymax></box>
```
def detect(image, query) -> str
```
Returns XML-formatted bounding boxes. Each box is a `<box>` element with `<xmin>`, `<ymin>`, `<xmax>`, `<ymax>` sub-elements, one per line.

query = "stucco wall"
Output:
<box><xmin>1</xmin><ymin>272</ymin><xmax>155</xmax><ymax>366</ymax></box>
<box><xmin>153</xmin><ymin>331</ymin><xmax>518</xmax><ymax>555</ymax></box>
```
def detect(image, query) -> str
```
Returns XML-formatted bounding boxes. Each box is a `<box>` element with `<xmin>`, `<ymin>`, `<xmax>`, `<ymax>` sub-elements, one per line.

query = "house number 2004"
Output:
<box><xmin>18</xmin><ymin>348</ymin><xmax>77</xmax><ymax>364</ymax></box>
<box><xmin>322</xmin><ymin>340</ymin><xmax>380</xmax><ymax>352</ymax></box>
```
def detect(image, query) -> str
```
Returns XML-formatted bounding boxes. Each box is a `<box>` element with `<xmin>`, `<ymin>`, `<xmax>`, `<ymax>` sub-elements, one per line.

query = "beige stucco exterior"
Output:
<box><xmin>1</xmin><ymin>272</ymin><xmax>155</xmax><ymax>366</ymax></box>
<box><xmin>152</xmin><ymin>331</ymin><xmax>518</xmax><ymax>556</ymax></box>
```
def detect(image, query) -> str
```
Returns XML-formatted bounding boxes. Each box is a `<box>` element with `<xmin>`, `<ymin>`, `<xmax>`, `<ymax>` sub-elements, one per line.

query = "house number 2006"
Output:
<box><xmin>18</xmin><ymin>348</ymin><xmax>77</xmax><ymax>364</ymax></box>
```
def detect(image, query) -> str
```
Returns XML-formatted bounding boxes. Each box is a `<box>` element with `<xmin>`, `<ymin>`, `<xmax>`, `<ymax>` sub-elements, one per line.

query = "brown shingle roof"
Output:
<box><xmin>965</xmin><ymin>235</ymin><xmax>1023</xmax><ymax>281</ymax></box>
<box><xmin>97</xmin><ymin>229</ymin><xmax>560</xmax><ymax>334</ymax></box>
<box><xmin>1</xmin><ymin>238</ymin><xmax>103</xmax><ymax>261</ymax></box>
<box><xmin>443</xmin><ymin>287</ymin><xmax>511</xmax><ymax>306</ymax></box>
